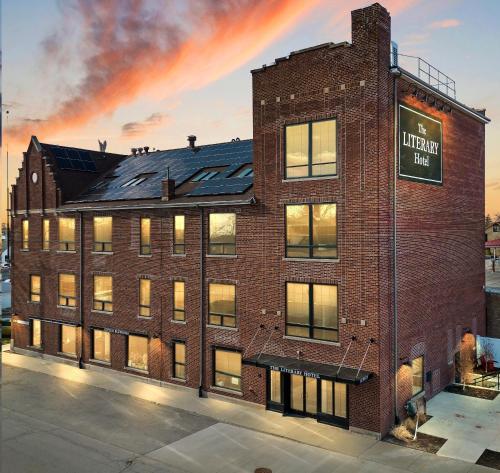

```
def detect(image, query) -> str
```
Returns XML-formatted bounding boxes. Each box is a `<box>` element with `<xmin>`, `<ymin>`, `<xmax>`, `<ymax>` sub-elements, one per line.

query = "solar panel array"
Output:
<box><xmin>51</xmin><ymin>146</ymin><xmax>97</xmax><ymax>172</ymax></box>
<box><xmin>73</xmin><ymin>139</ymin><xmax>254</xmax><ymax>203</ymax></box>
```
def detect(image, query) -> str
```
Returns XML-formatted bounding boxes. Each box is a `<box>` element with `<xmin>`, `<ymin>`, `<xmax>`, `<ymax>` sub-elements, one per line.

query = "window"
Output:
<box><xmin>214</xmin><ymin>348</ymin><xmax>241</xmax><ymax>391</ymax></box>
<box><xmin>139</xmin><ymin>278</ymin><xmax>151</xmax><ymax>317</ymax></box>
<box><xmin>208</xmin><ymin>283</ymin><xmax>236</xmax><ymax>327</ymax></box>
<box><xmin>58</xmin><ymin>274</ymin><xmax>76</xmax><ymax>307</ymax></box>
<box><xmin>30</xmin><ymin>275</ymin><xmax>41</xmax><ymax>302</ymax></box>
<box><xmin>60</xmin><ymin>324</ymin><xmax>77</xmax><ymax>356</ymax></box>
<box><xmin>140</xmin><ymin>218</ymin><xmax>151</xmax><ymax>255</ymax></box>
<box><xmin>232</xmin><ymin>167</ymin><xmax>253</xmax><ymax>178</ymax></box>
<box><xmin>173</xmin><ymin>341</ymin><xmax>186</xmax><ymax>379</ymax></box>
<box><xmin>270</xmin><ymin>370</ymin><xmax>281</xmax><ymax>403</ymax></box>
<box><xmin>93</xmin><ymin>216</ymin><xmax>112</xmax><ymax>252</ymax></box>
<box><xmin>286</xmin><ymin>282</ymin><xmax>338</xmax><ymax>342</ymax></box>
<box><xmin>93</xmin><ymin>275</ymin><xmax>113</xmax><ymax>312</ymax></box>
<box><xmin>121</xmin><ymin>173</ymin><xmax>156</xmax><ymax>187</ymax></box>
<box><xmin>31</xmin><ymin>319</ymin><xmax>42</xmax><ymax>348</ymax></box>
<box><xmin>173</xmin><ymin>281</ymin><xmax>185</xmax><ymax>321</ymax></box>
<box><xmin>42</xmin><ymin>218</ymin><xmax>50</xmax><ymax>250</ymax></box>
<box><xmin>493</xmin><ymin>224</ymin><xmax>500</xmax><ymax>233</ymax></box>
<box><xmin>286</xmin><ymin>203</ymin><xmax>337</xmax><ymax>259</ymax></box>
<box><xmin>58</xmin><ymin>217</ymin><xmax>76</xmax><ymax>251</ymax></box>
<box><xmin>22</xmin><ymin>219</ymin><xmax>29</xmax><ymax>249</ymax></box>
<box><xmin>412</xmin><ymin>356</ymin><xmax>424</xmax><ymax>396</ymax></box>
<box><xmin>285</xmin><ymin>119</ymin><xmax>337</xmax><ymax>179</ymax></box>
<box><xmin>173</xmin><ymin>215</ymin><xmax>185</xmax><ymax>254</ymax></box>
<box><xmin>128</xmin><ymin>335</ymin><xmax>148</xmax><ymax>371</ymax></box>
<box><xmin>320</xmin><ymin>380</ymin><xmax>347</xmax><ymax>418</ymax></box>
<box><xmin>208</xmin><ymin>213</ymin><xmax>236</xmax><ymax>255</ymax></box>
<box><xmin>92</xmin><ymin>329</ymin><xmax>110</xmax><ymax>362</ymax></box>
<box><xmin>192</xmin><ymin>170</ymin><xmax>220</xmax><ymax>182</ymax></box>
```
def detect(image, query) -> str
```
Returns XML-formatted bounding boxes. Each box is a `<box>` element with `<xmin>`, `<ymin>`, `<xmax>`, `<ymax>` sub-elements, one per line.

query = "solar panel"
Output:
<box><xmin>54</xmin><ymin>148</ymin><xmax>97</xmax><ymax>172</ymax></box>
<box><xmin>187</xmin><ymin>177</ymin><xmax>253</xmax><ymax>196</ymax></box>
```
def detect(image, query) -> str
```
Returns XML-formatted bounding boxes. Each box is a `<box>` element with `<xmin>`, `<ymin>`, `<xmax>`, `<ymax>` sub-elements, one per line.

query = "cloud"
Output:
<box><xmin>486</xmin><ymin>180</ymin><xmax>500</xmax><ymax>191</ymax></box>
<box><xmin>430</xmin><ymin>19</ymin><xmax>461</xmax><ymax>29</ymax></box>
<box><xmin>8</xmin><ymin>0</ymin><xmax>320</xmax><ymax>145</ymax></box>
<box><xmin>121</xmin><ymin>112</ymin><xmax>168</xmax><ymax>138</ymax></box>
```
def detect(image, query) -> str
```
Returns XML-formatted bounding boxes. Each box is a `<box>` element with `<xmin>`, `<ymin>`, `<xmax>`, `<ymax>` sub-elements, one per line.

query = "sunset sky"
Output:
<box><xmin>2</xmin><ymin>0</ymin><xmax>500</xmax><ymax>224</ymax></box>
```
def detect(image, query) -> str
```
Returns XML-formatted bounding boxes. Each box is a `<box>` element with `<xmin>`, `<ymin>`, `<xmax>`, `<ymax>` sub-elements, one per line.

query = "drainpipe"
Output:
<box><xmin>78</xmin><ymin>211</ymin><xmax>84</xmax><ymax>369</ymax></box>
<box><xmin>198</xmin><ymin>206</ymin><xmax>206</xmax><ymax>397</ymax></box>
<box><xmin>391</xmin><ymin>66</ymin><xmax>401</xmax><ymax>424</ymax></box>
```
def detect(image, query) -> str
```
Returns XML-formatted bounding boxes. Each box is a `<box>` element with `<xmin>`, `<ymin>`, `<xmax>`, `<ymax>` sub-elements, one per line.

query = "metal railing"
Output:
<box><xmin>468</xmin><ymin>370</ymin><xmax>500</xmax><ymax>391</ymax></box>
<box><xmin>396</xmin><ymin>53</ymin><xmax>456</xmax><ymax>99</ymax></box>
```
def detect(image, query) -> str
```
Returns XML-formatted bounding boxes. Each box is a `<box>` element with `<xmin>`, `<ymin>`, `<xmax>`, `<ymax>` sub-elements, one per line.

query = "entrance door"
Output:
<box><xmin>289</xmin><ymin>374</ymin><xmax>317</xmax><ymax>416</ymax></box>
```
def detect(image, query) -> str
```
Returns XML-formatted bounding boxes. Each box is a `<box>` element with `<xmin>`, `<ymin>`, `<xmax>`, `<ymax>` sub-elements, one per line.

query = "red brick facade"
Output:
<box><xmin>10</xmin><ymin>3</ymin><xmax>487</xmax><ymax>436</ymax></box>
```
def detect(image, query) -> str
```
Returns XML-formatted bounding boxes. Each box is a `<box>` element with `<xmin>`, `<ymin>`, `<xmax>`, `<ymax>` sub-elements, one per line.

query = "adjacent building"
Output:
<box><xmin>9</xmin><ymin>3</ymin><xmax>489</xmax><ymax>436</ymax></box>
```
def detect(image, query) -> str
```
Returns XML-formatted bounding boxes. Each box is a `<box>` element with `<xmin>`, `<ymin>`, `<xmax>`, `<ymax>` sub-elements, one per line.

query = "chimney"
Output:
<box><xmin>131</xmin><ymin>148</ymin><xmax>138</xmax><ymax>156</ymax></box>
<box><xmin>161</xmin><ymin>175</ymin><xmax>175</xmax><ymax>201</ymax></box>
<box><xmin>187</xmin><ymin>135</ymin><xmax>196</xmax><ymax>149</ymax></box>
<box><xmin>137</xmin><ymin>147</ymin><xmax>144</xmax><ymax>155</ymax></box>
<box><xmin>351</xmin><ymin>3</ymin><xmax>391</xmax><ymax>58</ymax></box>
<box><xmin>144</xmin><ymin>146</ymin><xmax>150</xmax><ymax>154</ymax></box>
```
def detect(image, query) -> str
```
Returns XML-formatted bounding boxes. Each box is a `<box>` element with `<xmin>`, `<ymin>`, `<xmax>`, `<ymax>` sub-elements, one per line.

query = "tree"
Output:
<box><xmin>485</xmin><ymin>214</ymin><xmax>493</xmax><ymax>229</ymax></box>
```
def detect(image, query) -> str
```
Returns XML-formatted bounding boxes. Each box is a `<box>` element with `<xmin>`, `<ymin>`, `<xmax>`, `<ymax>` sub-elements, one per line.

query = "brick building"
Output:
<box><xmin>10</xmin><ymin>3</ymin><xmax>489</xmax><ymax>436</ymax></box>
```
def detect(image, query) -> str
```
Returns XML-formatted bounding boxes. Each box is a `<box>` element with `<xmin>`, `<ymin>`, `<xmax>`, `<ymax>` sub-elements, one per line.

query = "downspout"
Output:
<box><xmin>198</xmin><ymin>206</ymin><xmax>206</xmax><ymax>397</ymax></box>
<box><xmin>391</xmin><ymin>67</ymin><xmax>401</xmax><ymax>423</ymax></box>
<box><xmin>78</xmin><ymin>211</ymin><xmax>84</xmax><ymax>369</ymax></box>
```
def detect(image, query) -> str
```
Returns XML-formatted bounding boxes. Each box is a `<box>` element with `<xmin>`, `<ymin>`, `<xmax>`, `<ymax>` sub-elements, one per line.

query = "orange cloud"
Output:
<box><xmin>8</xmin><ymin>0</ymin><xmax>320</xmax><ymax>146</ymax></box>
<box><xmin>430</xmin><ymin>18</ymin><xmax>461</xmax><ymax>29</ymax></box>
<box><xmin>121</xmin><ymin>113</ymin><xmax>168</xmax><ymax>138</ymax></box>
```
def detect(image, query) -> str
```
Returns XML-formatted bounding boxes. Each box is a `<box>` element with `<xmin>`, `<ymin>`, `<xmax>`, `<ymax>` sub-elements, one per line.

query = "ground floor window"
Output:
<box><xmin>128</xmin><ymin>335</ymin><xmax>148</xmax><ymax>371</ymax></box>
<box><xmin>320</xmin><ymin>379</ymin><xmax>347</xmax><ymax>419</ymax></box>
<box><xmin>270</xmin><ymin>369</ymin><xmax>282</xmax><ymax>403</ymax></box>
<box><xmin>173</xmin><ymin>341</ymin><xmax>186</xmax><ymax>380</ymax></box>
<box><xmin>60</xmin><ymin>324</ymin><xmax>77</xmax><ymax>356</ymax></box>
<box><xmin>214</xmin><ymin>348</ymin><xmax>241</xmax><ymax>391</ymax></box>
<box><xmin>412</xmin><ymin>356</ymin><xmax>424</xmax><ymax>396</ymax></box>
<box><xmin>31</xmin><ymin>319</ymin><xmax>42</xmax><ymax>348</ymax></box>
<box><xmin>92</xmin><ymin>329</ymin><xmax>110</xmax><ymax>363</ymax></box>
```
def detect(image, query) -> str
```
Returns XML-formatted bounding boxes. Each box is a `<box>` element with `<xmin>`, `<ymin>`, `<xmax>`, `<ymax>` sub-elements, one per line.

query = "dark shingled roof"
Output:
<box><xmin>70</xmin><ymin>139</ymin><xmax>253</xmax><ymax>203</ymax></box>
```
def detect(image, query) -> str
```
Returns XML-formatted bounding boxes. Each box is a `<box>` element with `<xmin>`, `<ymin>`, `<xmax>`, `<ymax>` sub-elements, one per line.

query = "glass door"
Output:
<box><xmin>267</xmin><ymin>369</ymin><xmax>284</xmax><ymax>412</ymax></box>
<box><xmin>288</xmin><ymin>374</ymin><xmax>318</xmax><ymax>417</ymax></box>
<box><xmin>318</xmin><ymin>379</ymin><xmax>348</xmax><ymax>427</ymax></box>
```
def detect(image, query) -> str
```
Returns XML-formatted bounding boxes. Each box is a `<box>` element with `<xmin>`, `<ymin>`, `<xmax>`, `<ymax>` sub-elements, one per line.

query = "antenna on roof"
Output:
<box><xmin>98</xmin><ymin>139</ymin><xmax>107</xmax><ymax>153</ymax></box>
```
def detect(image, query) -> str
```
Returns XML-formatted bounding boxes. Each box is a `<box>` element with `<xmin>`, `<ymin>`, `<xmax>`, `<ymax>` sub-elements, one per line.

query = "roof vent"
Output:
<box><xmin>131</xmin><ymin>148</ymin><xmax>138</xmax><ymax>156</ymax></box>
<box><xmin>231</xmin><ymin>137</ymin><xmax>241</xmax><ymax>142</ymax></box>
<box><xmin>187</xmin><ymin>135</ymin><xmax>196</xmax><ymax>148</ymax></box>
<box><xmin>144</xmin><ymin>146</ymin><xmax>150</xmax><ymax>154</ymax></box>
<box><xmin>137</xmin><ymin>147</ymin><xmax>144</xmax><ymax>155</ymax></box>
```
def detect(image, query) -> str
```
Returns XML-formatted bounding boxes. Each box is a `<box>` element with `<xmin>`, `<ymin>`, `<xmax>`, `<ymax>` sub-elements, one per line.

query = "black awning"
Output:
<box><xmin>243</xmin><ymin>354</ymin><xmax>373</xmax><ymax>385</ymax></box>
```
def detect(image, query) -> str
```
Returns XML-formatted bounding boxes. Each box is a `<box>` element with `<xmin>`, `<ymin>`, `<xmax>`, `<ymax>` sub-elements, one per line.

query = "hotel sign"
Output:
<box><xmin>270</xmin><ymin>366</ymin><xmax>320</xmax><ymax>379</ymax></box>
<box><xmin>399</xmin><ymin>104</ymin><xmax>442</xmax><ymax>185</ymax></box>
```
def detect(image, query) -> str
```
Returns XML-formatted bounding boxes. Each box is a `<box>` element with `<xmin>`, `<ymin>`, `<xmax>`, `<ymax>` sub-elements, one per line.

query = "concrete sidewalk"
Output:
<box><xmin>1</xmin><ymin>347</ymin><xmax>495</xmax><ymax>472</ymax></box>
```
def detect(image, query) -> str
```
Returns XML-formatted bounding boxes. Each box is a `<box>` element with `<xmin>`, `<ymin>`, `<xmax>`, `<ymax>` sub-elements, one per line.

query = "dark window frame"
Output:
<box><xmin>29</xmin><ymin>274</ymin><xmax>41</xmax><ymax>302</ymax></box>
<box><xmin>138</xmin><ymin>278</ymin><xmax>151</xmax><ymax>317</ymax></box>
<box><xmin>172</xmin><ymin>340</ymin><xmax>186</xmax><ymax>380</ymax></box>
<box><xmin>285</xmin><ymin>203</ymin><xmax>337</xmax><ymax>259</ymax></box>
<box><xmin>93</xmin><ymin>275</ymin><xmax>113</xmax><ymax>312</ymax></box>
<box><xmin>59</xmin><ymin>323</ymin><xmax>78</xmax><ymax>356</ymax></box>
<box><xmin>208</xmin><ymin>283</ymin><xmax>236</xmax><ymax>328</ymax></box>
<box><xmin>284</xmin><ymin>118</ymin><xmax>338</xmax><ymax>180</ymax></box>
<box><xmin>58</xmin><ymin>273</ymin><xmax>77</xmax><ymax>307</ymax></box>
<box><xmin>139</xmin><ymin>217</ymin><xmax>152</xmax><ymax>255</ymax></box>
<box><xmin>173</xmin><ymin>281</ymin><xmax>186</xmax><ymax>321</ymax></box>
<box><xmin>126</xmin><ymin>333</ymin><xmax>149</xmax><ymax>372</ymax></box>
<box><xmin>173</xmin><ymin>215</ymin><xmax>186</xmax><ymax>255</ymax></box>
<box><xmin>213</xmin><ymin>346</ymin><xmax>242</xmax><ymax>392</ymax></box>
<box><xmin>208</xmin><ymin>213</ymin><xmax>236</xmax><ymax>256</ymax></box>
<box><xmin>93</xmin><ymin>216</ymin><xmax>113</xmax><ymax>253</ymax></box>
<box><xmin>285</xmin><ymin>282</ymin><xmax>339</xmax><ymax>342</ymax></box>
<box><xmin>58</xmin><ymin>217</ymin><xmax>76</xmax><ymax>252</ymax></box>
<box><xmin>91</xmin><ymin>328</ymin><xmax>111</xmax><ymax>363</ymax></box>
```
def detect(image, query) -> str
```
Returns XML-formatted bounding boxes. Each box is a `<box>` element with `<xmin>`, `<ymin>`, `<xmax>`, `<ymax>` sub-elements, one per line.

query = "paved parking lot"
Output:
<box><xmin>1</xmin><ymin>364</ymin><xmax>496</xmax><ymax>472</ymax></box>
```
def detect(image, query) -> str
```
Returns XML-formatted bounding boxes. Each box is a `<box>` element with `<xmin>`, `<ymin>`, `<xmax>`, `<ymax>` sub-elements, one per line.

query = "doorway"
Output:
<box><xmin>289</xmin><ymin>374</ymin><xmax>318</xmax><ymax>416</ymax></box>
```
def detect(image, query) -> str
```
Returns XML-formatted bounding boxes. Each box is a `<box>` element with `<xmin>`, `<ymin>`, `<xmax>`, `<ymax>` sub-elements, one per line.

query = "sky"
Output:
<box><xmin>2</xmin><ymin>0</ymin><xmax>500</xmax><ymax>225</ymax></box>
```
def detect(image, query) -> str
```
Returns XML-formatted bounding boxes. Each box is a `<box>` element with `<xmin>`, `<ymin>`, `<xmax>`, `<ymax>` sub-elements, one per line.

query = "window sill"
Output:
<box><xmin>283</xmin><ymin>257</ymin><xmax>339</xmax><ymax>263</ymax></box>
<box><xmin>171</xmin><ymin>319</ymin><xmax>187</xmax><ymax>325</ymax></box>
<box><xmin>28</xmin><ymin>345</ymin><xmax>43</xmax><ymax>351</ymax></box>
<box><xmin>210</xmin><ymin>385</ymin><xmax>243</xmax><ymax>396</ymax></box>
<box><xmin>57</xmin><ymin>352</ymin><xmax>77</xmax><ymax>359</ymax></box>
<box><xmin>91</xmin><ymin>251</ymin><xmax>114</xmax><ymax>256</ymax></box>
<box><xmin>89</xmin><ymin>358</ymin><xmax>111</xmax><ymax>366</ymax></box>
<box><xmin>206</xmin><ymin>254</ymin><xmax>237</xmax><ymax>259</ymax></box>
<box><xmin>20</xmin><ymin>249</ymin><xmax>30</xmax><ymax>252</ymax></box>
<box><xmin>125</xmin><ymin>367</ymin><xmax>149</xmax><ymax>375</ymax></box>
<box><xmin>57</xmin><ymin>305</ymin><xmax>77</xmax><ymax>310</ymax></box>
<box><xmin>56</xmin><ymin>250</ymin><xmax>77</xmax><ymax>254</ymax></box>
<box><xmin>91</xmin><ymin>310</ymin><xmax>113</xmax><ymax>315</ymax></box>
<box><xmin>172</xmin><ymin>253</ymin><xmax>186</xmax><ymax>257</ymax></box>
<box><xmin>137</xmin><ymin>315</ymin><xmax>153</xmax><ymax>320</ymax></box>
<box><xmin>138</xmin><ymin>254</ymin><xmax>152</xmax><ymax>258</ymax></box>
<box><xmin>283</xmin><ymin>335</ymin><xmax>340</xmax><ymax>347</ymax></box>
<box><xmin>171</xmin><ymin>377</ymin><xmax>187</xmax><ymax>383</ymax></box>
<box><xmin>207</xmin><ymin>324</ymin><xmax>238</xmax><ymax>331</ymax></box>
<box><xmin>27</xmin><ymin>300</ymin><xmax>40</xmax><ymax>304</ymax></box>
<box><xmin>41</xmin><ymin>249</ymin><xmax>50</xmax><ymax>252</ymax></box>
<box><xmin>282</xmin><ymin>175</ymin><xmax>338</xmax><ymax>183</ymax></box>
